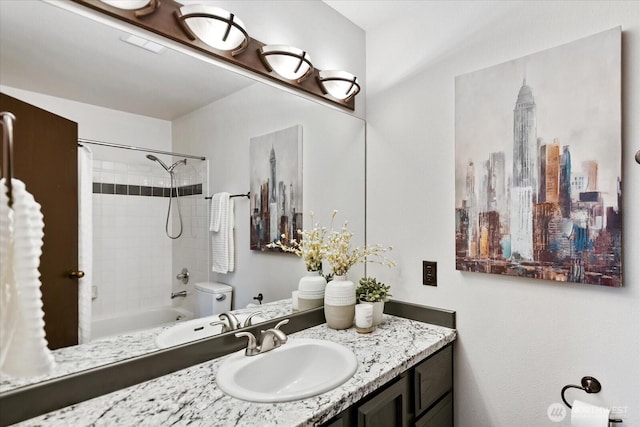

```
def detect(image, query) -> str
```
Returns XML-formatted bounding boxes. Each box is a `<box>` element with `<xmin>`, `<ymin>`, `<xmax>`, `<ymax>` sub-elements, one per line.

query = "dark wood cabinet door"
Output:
<box><xmin>1</xmin><ymin>92</ymin><xmax>79</xmax><ymax>349</ymax></box>
<box><xmin>357</xmin><ymin>375</ymin><xmax>410</xmax><ymax>427</ymax></box>
<box><xmin>415</xmin><ymin>393</ymin><xmax>453</xmax><ymax>427</ymax></box>
<box><xmin>414</xmin><ymin>345</ymin><xmax>453</xmax><ymax>417</ymax></box>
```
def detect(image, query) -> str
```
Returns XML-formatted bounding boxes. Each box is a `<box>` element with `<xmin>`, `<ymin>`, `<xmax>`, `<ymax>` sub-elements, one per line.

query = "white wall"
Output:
<box><xmin>0</xmin><ymin>86</ymin><xmax>171</xmax><ymax>156</ymax></box>
<box><xmin>173</xmin><ymin>83</ymin><xmax>365</xmax><ymax>309</ymax></box>
<box><xmin>365</xmin><ymin>2</ymin><xmax>639</xmax><ymax>426</ymax></box>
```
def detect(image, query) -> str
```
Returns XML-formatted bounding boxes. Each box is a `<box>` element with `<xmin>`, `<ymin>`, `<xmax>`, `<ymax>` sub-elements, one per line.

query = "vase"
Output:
<box><xmin>297</xmin><ymin>271</ymin><xmax>326</xmax><ymax>311</ymax></box>
<box><xmin>324</xmin><ymin>275</ymin><xmax>356</xmax><ymax>329</ymax></box>
<box><xmin>360</xmin><ymin>300</ymin><xmax>385</xmax><ymax>326</ymax></box>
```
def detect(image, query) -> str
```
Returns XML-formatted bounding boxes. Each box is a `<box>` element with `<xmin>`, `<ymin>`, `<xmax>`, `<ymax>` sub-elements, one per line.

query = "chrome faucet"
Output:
<box><xmin>242</xmin><ymin>311</ymin><xmax>263</xmax><ymax>328</ymax></box>
<box><xmin>219</xmin><ymin>312</ymin><xmax>241</xmax><ymax>332</ymax></box>
<box><xmin>213</xmin><ymin>312</ymin><xmax>265</xmax><ymax>334</ymax></box>
<box><xmin>235</xmin><ymin>319</ymin><xmax>289</xmax><ymax>356</ymax></box>
<box><xmin>176</xmin><ymin>267</ymin><xmax>190</xmax><ymax>284</ymax></box>
<box><xmin>171</xmin><ymin>290</ymin><xmax>187</xmax><ymax>299</ymax></box>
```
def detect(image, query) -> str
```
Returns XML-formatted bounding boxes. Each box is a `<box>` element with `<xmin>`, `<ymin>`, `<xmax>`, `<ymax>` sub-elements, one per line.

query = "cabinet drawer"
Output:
<box><xmin>414</xmin><ymin>392</ymin><xmax>453</xmax><ymax>427</ymax></box>
<box><xmin>414</xmin><ymin>345</ymin><xmax>452</xmax><ymax>416</ymax></box>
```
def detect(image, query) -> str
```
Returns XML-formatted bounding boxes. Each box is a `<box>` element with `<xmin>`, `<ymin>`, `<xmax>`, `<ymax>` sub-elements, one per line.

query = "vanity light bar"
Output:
<box><xmin>174</xmin><ymin>5</ymin><xmax>250</xmax><ymax>57</ymax></box>
<box><xmin>99</xmin><ymin>0</ymin><xmax>159</xmax><ymax>17</ymax></box>
<box><xmin>258</xmin><ymin>45</ymin><xmax>314</xmax><ymax>83</ymax></box>
<box><xmin>316</xmin><ymin>70</ymin><xmax>361</xmax><ymax>102</ymax></box>
<box><xmin>73</xmin><ymin>0</ymin><xmax>359</xmax><ymax>110</ymax></box>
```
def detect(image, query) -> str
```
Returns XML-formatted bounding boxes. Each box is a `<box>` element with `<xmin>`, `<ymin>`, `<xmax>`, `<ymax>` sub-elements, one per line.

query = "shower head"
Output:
<box><xmin>146</xmin><ymin>154</ymin><xmax>170</xmax><ymax>172</ymax></box>
<box><xmin>146</xmin><ymin>155</ymin><xmax>186</xmax><ymax>173</ymax></box>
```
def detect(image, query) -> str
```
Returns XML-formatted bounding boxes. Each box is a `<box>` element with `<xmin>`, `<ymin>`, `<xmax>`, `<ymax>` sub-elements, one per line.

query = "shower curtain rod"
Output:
<box><xmin>77</xmin><ymin>138</ymin><xmax>206</xmax><ymax>161</ymax></box>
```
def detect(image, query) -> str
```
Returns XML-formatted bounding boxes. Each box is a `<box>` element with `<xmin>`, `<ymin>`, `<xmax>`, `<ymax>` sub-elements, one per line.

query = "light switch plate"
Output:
<box><xmin>423</xmin><ymin>261</ymin><xmax>437</xmax><ymax>286</ymax></box>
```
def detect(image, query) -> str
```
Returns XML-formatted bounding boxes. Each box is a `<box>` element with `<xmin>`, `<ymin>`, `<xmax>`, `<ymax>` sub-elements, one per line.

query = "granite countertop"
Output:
<box><xmin>1</xmin><ymin>301</ymin><xmax>291</xmax><ymax>393</ymax></box>
<box><xmin>16</xmin><ymin>313</ymin><xmax>456</xmax><ymax>426</ymax></box>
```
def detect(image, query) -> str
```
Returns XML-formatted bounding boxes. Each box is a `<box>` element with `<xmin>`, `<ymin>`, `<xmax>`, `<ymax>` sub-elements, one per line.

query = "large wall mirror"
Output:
<box><xmin>0</xmin><ymin>0</ymin><xmax>364</xmax><ymax>398</ymax></box>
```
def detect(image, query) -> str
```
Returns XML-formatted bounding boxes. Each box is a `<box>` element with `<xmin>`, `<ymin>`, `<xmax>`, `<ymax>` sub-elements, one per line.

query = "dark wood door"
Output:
<box><xmin>1</xmin><ymin>92</ymin><xmax>79</xmax><ymax>349</ymax></box>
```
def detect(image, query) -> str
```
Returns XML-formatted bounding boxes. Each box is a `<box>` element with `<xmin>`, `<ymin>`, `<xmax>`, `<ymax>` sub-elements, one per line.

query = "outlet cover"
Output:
<box><xmin>423</xmin><ymin>261</ymin><xmax>437</xmax><ymax>286</ymax></box>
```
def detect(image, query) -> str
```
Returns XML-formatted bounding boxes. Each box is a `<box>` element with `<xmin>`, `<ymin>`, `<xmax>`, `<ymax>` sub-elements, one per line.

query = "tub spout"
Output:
<box><xmin>171</xmin><ymin>290</ymin><xmax>188</xmax><ymax>299</ymax></box>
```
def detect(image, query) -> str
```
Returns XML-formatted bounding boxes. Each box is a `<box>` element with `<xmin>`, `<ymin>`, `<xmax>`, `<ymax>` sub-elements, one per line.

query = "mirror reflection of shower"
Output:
<box><xmin>146</xmin><ymin>154</ymin><xmax>187</xmax><ymax>239</ymax></box>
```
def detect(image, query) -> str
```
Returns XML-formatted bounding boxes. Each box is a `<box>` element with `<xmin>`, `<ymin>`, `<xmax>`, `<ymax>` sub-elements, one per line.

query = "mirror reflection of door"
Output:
<box><xmin>0</xmin><ymin>92</ymin><xmax>79</xmax><ymax>349</ymax></box>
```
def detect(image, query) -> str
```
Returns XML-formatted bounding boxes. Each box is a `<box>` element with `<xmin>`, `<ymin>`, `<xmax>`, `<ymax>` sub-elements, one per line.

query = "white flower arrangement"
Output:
<box><xmin>269</xmin><ymin>210</ymin><xmax>395</xmax><ymax>277</ymax></box>
<box><xmin>267</xmin><ymin>212</ymin><xmax>327</xmax><ymax>272</ymax></box>
<box><xmin>325</xmin><ymin>213</ymin><xmax>395</xmax><ymax>277</ymax></box>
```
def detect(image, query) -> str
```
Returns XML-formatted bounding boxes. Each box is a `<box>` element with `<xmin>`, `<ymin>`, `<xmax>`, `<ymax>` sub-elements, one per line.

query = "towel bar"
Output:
<box><xmin>561</xmin><ymin>376</ymin><xmax>622</xmax><ymax>423</ymax></box>
<box><xmin>205</xmin><ymin>192</ymin><xmax>250</xmax><ymax>200</ymax></box>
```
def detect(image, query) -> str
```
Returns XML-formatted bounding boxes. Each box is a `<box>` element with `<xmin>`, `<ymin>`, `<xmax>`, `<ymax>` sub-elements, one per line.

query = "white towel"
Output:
<box><xmin>0</xmin><ymin>178</ymin><xmax>55</xmax><ymax>377</ymax></box>
<box><xmin>209</xmin><ymin>192</ymin><xmax>227</xmax><ymax>232</ymax></box>
<box><xmin>0</xmin><ymin>179</ymin><xmax>17</xmax><ymax>370</ymax></box>
<box><xmin>78</xmin><ymin>145</ymin><xmax>93</xmax><ymax>344</ymax></box>
<box><xmin>228</xmin><ymin>198</ymin><xmax>235</xmax><ymax>272</ymax></box>
<box><xmin>210</xmin><ymin>192</ymin><xmax>235</xmax><ymax>273</ymax></box>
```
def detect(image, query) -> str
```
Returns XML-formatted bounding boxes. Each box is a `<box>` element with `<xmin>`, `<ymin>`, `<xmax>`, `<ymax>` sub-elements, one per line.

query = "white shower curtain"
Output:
<box><xmin>78</xmin><ymin>145</ymin><xmax>93</xmax><ymax>343</ymax></box>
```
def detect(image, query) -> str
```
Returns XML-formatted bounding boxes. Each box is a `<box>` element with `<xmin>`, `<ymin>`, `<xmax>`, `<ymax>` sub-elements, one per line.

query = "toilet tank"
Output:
<box><xmin>194</xmin><ymin>282</ymin><xmax>233</xmax><ymax>318</ymax></box>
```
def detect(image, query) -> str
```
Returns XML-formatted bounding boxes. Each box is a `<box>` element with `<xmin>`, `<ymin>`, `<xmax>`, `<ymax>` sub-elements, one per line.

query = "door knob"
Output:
<box><xmin>68</xmin><ymin>270</ymin><xmax>85</xmax><ymax>279</ymax></box>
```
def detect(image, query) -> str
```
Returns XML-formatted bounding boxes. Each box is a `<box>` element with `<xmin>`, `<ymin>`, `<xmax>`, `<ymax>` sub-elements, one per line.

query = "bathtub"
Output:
<box><xmin>91</xmin><ymin>306</ymin><xmax>194</xmax><ymax>340</ymax></box>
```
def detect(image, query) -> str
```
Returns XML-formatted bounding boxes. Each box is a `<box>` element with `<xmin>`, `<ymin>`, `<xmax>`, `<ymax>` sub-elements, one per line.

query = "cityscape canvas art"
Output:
<box><xmin>454</xmin><ymin>27</ymin><xmax>622</xmax><ymax>286</ymax></box>
<box><xmin>250</xmin><ymin>125</ymin><xmax>303</xmax><ymax>251</ymax></box>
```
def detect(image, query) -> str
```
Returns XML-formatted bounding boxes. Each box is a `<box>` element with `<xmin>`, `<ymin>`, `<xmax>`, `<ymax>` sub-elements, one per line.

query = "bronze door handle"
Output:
<box><xmin>68</xmin><ymin>270</ymin><xmax>85</xmax><ymax>279</ymax></box>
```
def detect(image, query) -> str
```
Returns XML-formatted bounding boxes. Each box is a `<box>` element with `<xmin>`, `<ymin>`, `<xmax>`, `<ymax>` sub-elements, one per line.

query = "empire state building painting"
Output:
<box><xmin>455</xmin><ymin>28</ymin><xmax>622</xmax><ymax>286</ymax></box>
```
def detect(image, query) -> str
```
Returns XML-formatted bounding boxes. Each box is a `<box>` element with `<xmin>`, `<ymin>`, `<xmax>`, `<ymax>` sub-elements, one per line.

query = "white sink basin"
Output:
<box><xmin>155</xmin><ymin>313</ymin><xmax>266</xmax><ymax>348</ymax></box>
<box><xmin>216</xmin><ymin>338</ymin><xmax>357</xmax><ymax>402</ymax></box>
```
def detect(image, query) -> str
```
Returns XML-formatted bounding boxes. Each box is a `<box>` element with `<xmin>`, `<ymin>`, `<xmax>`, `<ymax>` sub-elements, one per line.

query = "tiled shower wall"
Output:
<box><xmin>91</xmin><ymin>157</ymin><xmax>207</xmax><ymax>321</ymax></box>
<box><xmin>171</xmin><ymin>161</ymin><xmax>210</xmax><ymax>315</ymax></box>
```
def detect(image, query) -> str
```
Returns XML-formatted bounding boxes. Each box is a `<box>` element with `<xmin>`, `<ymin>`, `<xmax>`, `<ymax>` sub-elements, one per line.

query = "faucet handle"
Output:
<box><xmin>208</xmin><ymin>320</ymin><xmax>228</xmax><ymax>332</ymax></box>
<box><xmin>273</xmin><ymin>319</ymin><xmax>289</xmax><ymax>330</ymax></box>
<box><xmin>259</xmin><ymin>319</ymin><xmax>289</xmax><ymax>339</ymax></box>
<box><xmin>260</xmin><ymin>319</ymin><xmax>289</xmax><ymax>345</ymax></box>
<box><xmin>219</xmin><ymin>312</ymin><xmax>240</xmax><ymax>331</ymax></box>
<box><xmin>235</xmin><ymin>331</ymin><xmax>259</xmax><ymax>356</ymax></box>
<box><xmin>242</xmin><ymin>311</ymin><xmax>264</xmax><ymax>328</ymax></box>
<box><xmin>258</xmin><ymin>326</ymin><xmax>288</xmax><ymax>353</ymax></box>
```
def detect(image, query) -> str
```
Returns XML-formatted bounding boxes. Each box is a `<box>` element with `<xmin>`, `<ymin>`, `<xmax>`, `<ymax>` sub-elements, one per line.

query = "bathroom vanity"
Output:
<box><xmin>323</xmin><ymin>344</ymin><xmax>453</xmax><ymax>427</ymax></box>
<box><xmin>13</xmin><ymin>304</ymin><xmax>456</xmax><ymax>426</ymax></box>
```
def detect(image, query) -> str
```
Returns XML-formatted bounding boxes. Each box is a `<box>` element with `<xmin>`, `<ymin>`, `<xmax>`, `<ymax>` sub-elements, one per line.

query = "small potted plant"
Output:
<box><xmin>356</xmin><ymin>277</ymin><xmax>392</xmax><ymax>326</ymax></box>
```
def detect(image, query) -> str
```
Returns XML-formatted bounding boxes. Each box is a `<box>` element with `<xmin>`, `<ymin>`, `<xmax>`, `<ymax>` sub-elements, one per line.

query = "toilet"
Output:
<box><xmin>194</xmin><ymin>282</ymin><xmax>233</xmax><ymax>318</ymax></box>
